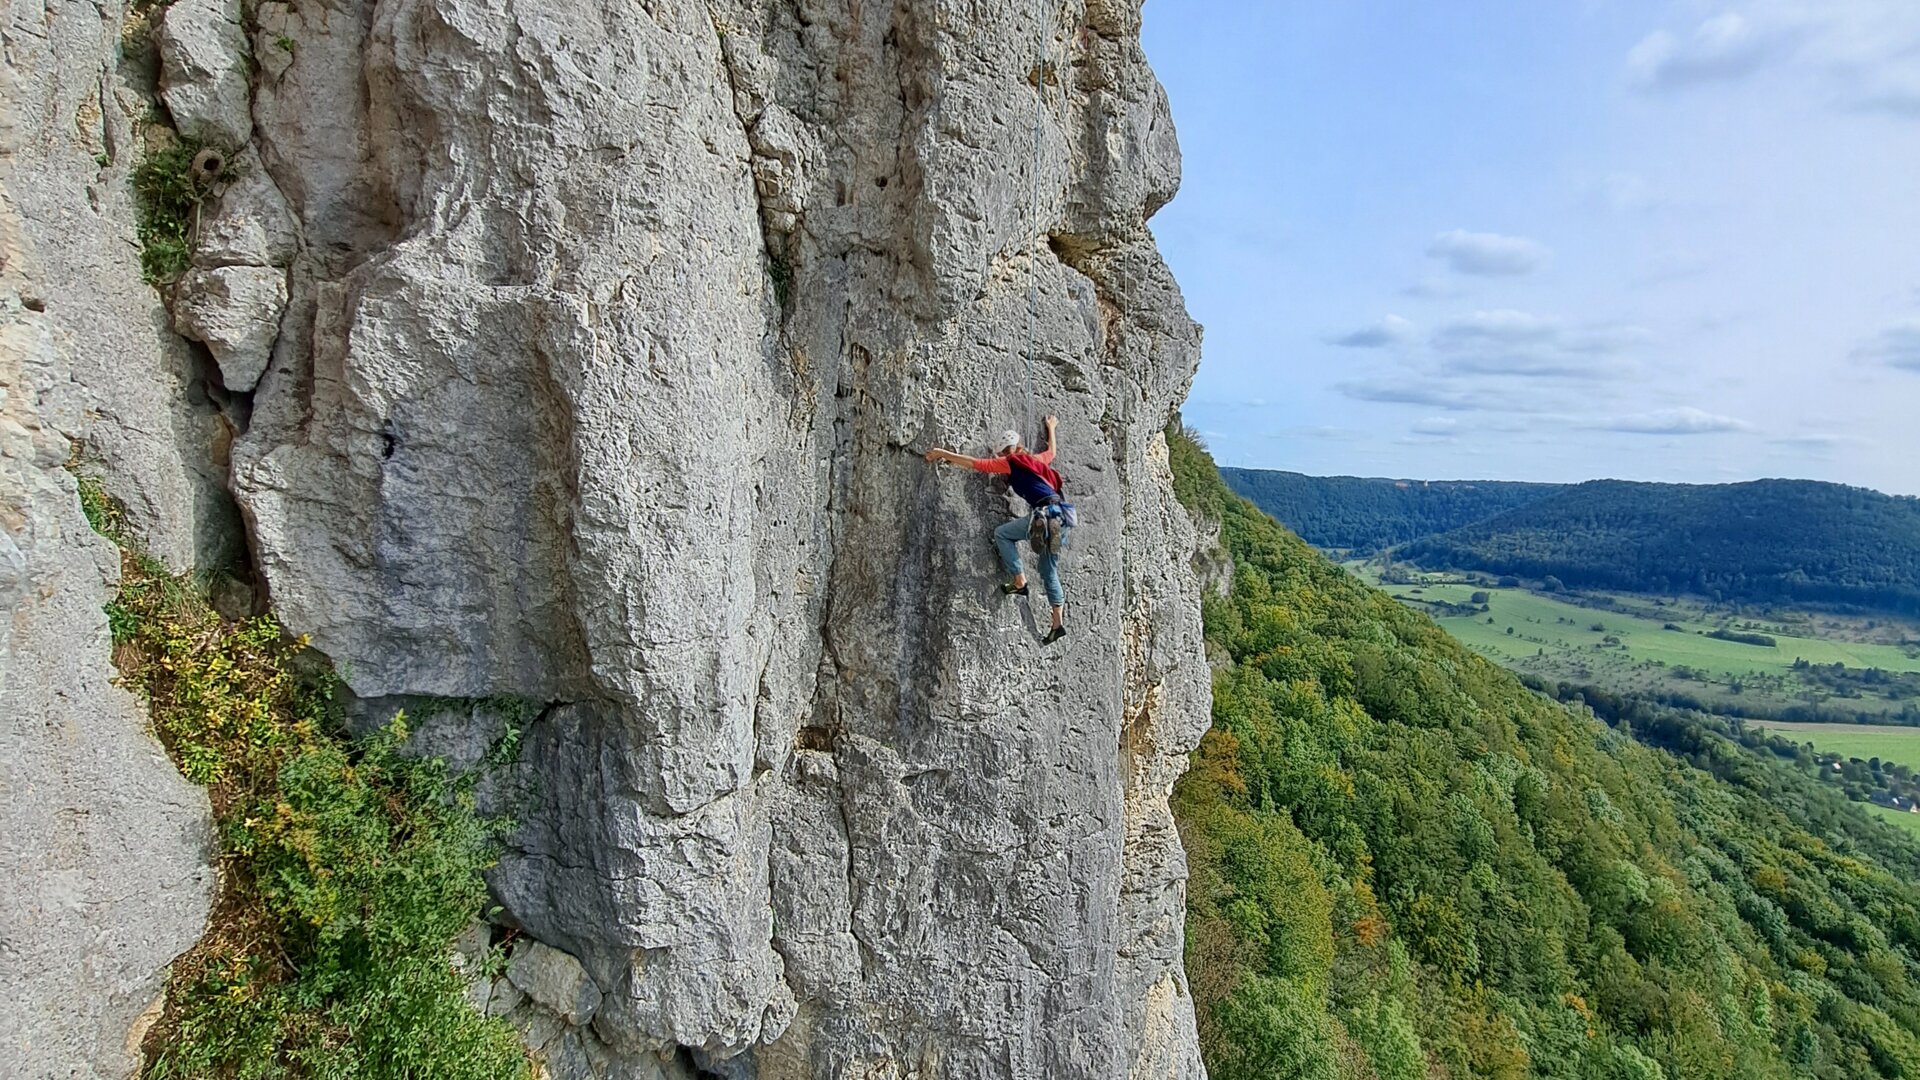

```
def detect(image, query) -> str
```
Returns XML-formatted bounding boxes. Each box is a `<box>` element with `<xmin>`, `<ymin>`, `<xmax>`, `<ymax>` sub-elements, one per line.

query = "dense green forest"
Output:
<box><xmin>1402</xmin><ymin>480</ymin><xmax>1920</xmax><ymax>617</ymax></box>
<box><xmin>1170</xmin><ymin>434</ymin><xmax>1920</xmax><ymax>1080</ymax></box>
<box><xmin>1225</xmin><ymin>468</ymin><xmax>1920</xmax><ymax>617</ymax></box>
<box><xmin>1527</xmin><ymin>681</ymin><xmax>1920</xmax><ymax>843</ymax></box>
<box><xmin>1220</xmin><ymin>468</ymin><xmax>1558</xmax><ymax>553</ymax></box>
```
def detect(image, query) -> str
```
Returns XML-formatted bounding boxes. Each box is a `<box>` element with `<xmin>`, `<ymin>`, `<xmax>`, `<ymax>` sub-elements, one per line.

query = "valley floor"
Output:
<box><xmin>1348</xmin><ymin>562</ymin><xmax>1920</xmax><ymax>723</ymax></box>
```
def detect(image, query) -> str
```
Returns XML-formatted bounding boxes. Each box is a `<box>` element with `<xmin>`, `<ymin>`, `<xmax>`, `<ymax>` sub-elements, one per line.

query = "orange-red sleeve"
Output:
<box><xmin>1036</xmin><ymin>448</ymin><xmax>1055</xmax><ymax>466</ymax></box>
<box><xmin>969</xmin><ymin>457</ymin><xmax>1010</xmax><ymax>475</ymax></box>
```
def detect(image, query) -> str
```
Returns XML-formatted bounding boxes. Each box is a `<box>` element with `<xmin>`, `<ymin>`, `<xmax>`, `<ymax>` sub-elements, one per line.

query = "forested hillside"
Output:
<box><xmin>1171</xmin><ymin>433</ymin><xmax>1920</xmax><ymax>1080</ymax></box>
<box><xmin>1402</xmin><ymin>480</ymin><xmax>1920</xmax><ymax>616</ymax></box>
<box><xmin>1221</xmin><ymin>469</ymin><xmax>1559</xmax><ymax>553</ymax></box>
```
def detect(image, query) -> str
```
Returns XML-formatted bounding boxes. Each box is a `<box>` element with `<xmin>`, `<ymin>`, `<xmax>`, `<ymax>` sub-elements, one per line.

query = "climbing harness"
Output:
<box><xmin>1029</xmin><ymin>505</ymin><xmax>1066</xmax><ymax>555</ymax></box>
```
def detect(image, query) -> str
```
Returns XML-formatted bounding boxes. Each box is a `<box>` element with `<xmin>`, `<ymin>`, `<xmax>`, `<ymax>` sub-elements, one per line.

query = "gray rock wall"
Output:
<box><xmin>0</xmin><ymin>7</ymin><xmax>219</xmax><ymax>1075</ymax></box>
<box><xmin>1</xmin><ymin>0</ymin><xmax>1211</xmax><ymax>1074</ymax></box>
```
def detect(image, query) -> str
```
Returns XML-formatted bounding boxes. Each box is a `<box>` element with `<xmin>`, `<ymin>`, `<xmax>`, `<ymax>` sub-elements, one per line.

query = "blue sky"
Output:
<box><xmin>1141</xmin><ymin>1</ymin><xmax>1920</xmax><ymax>496</ymax></box>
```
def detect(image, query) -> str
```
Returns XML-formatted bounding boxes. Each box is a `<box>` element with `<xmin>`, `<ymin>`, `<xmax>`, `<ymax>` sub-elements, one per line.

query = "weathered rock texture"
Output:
<box><xmin>0</xmin><ymin>12</ymin><xmax>219</xmax><ymax>1074</ymax></box>
<box><xmin>3</xmin><ymin>0</ymin><xmax>1210</xmax><ymax>1074</ymax></box>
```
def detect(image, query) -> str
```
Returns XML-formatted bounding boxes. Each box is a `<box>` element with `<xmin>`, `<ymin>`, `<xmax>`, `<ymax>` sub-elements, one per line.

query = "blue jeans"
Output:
<box><xmin>994</xmin><ymin>513</ymin><xmax>1064</xmax><ymax>607</ymax></box>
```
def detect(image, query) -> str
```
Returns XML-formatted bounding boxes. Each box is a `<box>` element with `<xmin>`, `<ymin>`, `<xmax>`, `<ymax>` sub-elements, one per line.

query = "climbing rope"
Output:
<box><xmin>1020</xmin><ymin>0</ymin><xmax>1049</xmax><ymax>443</ymax></box>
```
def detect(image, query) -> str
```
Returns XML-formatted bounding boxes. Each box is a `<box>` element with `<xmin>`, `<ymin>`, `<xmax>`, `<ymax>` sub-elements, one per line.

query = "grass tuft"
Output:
<box><xmin>130</xmin><ymin>135</ymin><xmax>237</xmax><ymax>286</ymax></box>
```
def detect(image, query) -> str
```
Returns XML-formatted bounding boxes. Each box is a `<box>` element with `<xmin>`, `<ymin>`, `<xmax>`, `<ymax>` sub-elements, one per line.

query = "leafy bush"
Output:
<box><xmin>72</xmin><ymin>474</ymin><xmax>528</xmax><ymax>1079</ymax></box>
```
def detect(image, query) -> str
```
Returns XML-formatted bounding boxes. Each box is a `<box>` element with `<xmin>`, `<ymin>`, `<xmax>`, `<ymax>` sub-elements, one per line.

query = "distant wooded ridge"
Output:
<box><xmin>1223</xmin><ymin>468</ymin><xmax>1920</xmax><ymax>617</ymax></box>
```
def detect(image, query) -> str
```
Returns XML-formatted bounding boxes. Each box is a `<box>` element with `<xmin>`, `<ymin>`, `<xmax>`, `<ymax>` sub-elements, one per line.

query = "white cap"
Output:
<box><xmin>998</xmin><ymin>430</ymin><xmax>1021</xmax><ymax>452</ymax></box>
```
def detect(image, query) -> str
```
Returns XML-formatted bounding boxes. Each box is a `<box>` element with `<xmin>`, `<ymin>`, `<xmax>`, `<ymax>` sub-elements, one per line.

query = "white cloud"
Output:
<box><xmin>1628</xmin><ymin>14</ymin><xmax>1783</xmax><ymax>90</ymax></box>
<box><xmin>1772</xmin><ymin>433</ymin><xmax>1871</xmax><ymax>450</ymax></box>
<box><xmin>1411</xmin><ymin>417</ymin><xmax>1460</xmax><ymax>436</ymax></box>
<box><xmin>1441</xmin><ymin>354</ymin><xmax>1636</xmax><ymax>380</ymax></box>
<box><xmin>1585</xmin><ymin>171</ymin><xmax>1661</xmax><ymax>214</ymax></box>
<box><xmin>1426</xmin><ymin>230</ymin><xmax>1551</xmax><ymax>277</ymax></box>
<box><xmin>1336</xmin><ymin>377</ymin><xmax>1571</xmax><ymax>415</ymax></box>
<box><xmin>1593</xmin><ymin>407</ymin><xmax>1754</xmax><ymax>435</ymax></box>
<box><xmin>1401</xmin><ymin>277</ymin><xmax>1468</xmax><ymax>300</ymax></box>
<box><xmin>1626</xmin><ymin>1</ymin><xmax>1920</xmax><ymax>113</ymax></box>
<box><xmin>1328</xmin><ymin>314</ymin><xmax>1415</xmax><ymax>348</ymax></box>
<box><xmin>1429</xmin><ymin>311</ymin><xmax>1646</xmax><ymax>379</ymax></box>
<box><xmin>1336</xmin><ymin>379</ymin><xmax>1488</xmax><ymax>412</ymax></box>
<box><xmin>1433</xmin><ymin>309</ymin><xmax>1560</xmax><ymax>347</ymax></box>
<box><xmin>1854</xmin><ymin>321</ymin><xmax>1920</xmax><ymax>371</ymax></box>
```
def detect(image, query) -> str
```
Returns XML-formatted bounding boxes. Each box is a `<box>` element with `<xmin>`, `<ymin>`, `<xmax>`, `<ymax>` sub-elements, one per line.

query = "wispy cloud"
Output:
<box><xmin>1432</xmin><ymin>309</ymin><xmax>1559</xmax><ymax>347</ymax></box>
<box><xmin>1628</xmin><ymin>13</ymin><xmax>1785</xmax><ymax>90</ymax></box>
<box><xmin>1591</xmin><ymin>406</ymin><xmax>1754</xmax><ymax>435</ymax></box>
<box><xmin>1585</xmin><ymin>171</ymin><xmax>1661</xmax><ymax>214</ymax></box>
<box><xmin>1263</xmin><ymin>426</ymin><xmax>1366</xmax><ymax>442</ymax></box>
<box><xmin>1328</xmin><ymin>315</ymin><xmax>1415</xmax><ymax>349</ymax></box>
<box><xmin>1633</xmin><ymin>250</ymin><xmax>1713</xmax><ymax>288</ymax></box>
<box><xmin>1410</xmin><ymin>417</ymin><xmax>1460</xmax><ymax>437</ymax></box>
<box><xmin>1626</xmin><ymin>2</ymin><xmax>1920</xmax><ymax>116</ymax></box>
<box><xmin>1855</xmin><ymin>321</ymin><xmax>1920</xmax><ymax>371</ymax></box>
<box><xmin>1336</xmin><ymin>377</ymin><xmax>1571</xmax><ymax>415</ymax></box>
<box><xmin>1426</xmin><ymin>230</ymin><xmax>1551</xmax><ymax>277</ymax></box>
<box><xmin>1772</xmin><ymin>433</ymin><xmax>1872</xmax><ymax>450</ymax></box>
<box><xmin>1441</xmin><ymin>354</ymin><xmax>1637</xmax><ymax>379</ymax></box>
<box><xmin>1401</xmin><ymin>278</ymin><xmax>1468</xmax><ymax>300</ymax></box>
<box><xmin>1336</xmin><ymin>379</ymin><xmax>1490</xmax><ymax>412</ymax></box>
<box><xmin>1429</xmin><ymin>310</ymin><xmax>1647</xmax><ymax>379</ymax></box>
<box><xmin>1850</xmin><ymin>82</ymin><xmax>1920</xmax><ymax>118</ymax></box>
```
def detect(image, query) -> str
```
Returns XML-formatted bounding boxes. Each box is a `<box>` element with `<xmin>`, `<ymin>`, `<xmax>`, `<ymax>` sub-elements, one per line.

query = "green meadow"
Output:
<box><xmin>1870</xmin><ymin>804</ymin><xmax>1920</xmax><ymax>838</ymax></box>
<box><xmin>1348</xmin><ymin>564</ymin><xmax>1920</xmax><ymax>720</ymax></box>
<box><xmin>1750</xmin><ymin>721</ymin><xmax>1920</xmax><ymax>769</ymax></box>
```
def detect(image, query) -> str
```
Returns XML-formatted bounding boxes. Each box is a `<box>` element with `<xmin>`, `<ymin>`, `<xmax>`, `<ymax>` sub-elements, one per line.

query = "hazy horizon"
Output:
<box><xmin>1143</xmin><ymin>1</ymin><xmax>1920</xmax><ymax>498</ymax></box>
<box><xmin>1214</xmin><ymin>459</ymin><xmax>1917</xmax><ymax>500</ymax></box>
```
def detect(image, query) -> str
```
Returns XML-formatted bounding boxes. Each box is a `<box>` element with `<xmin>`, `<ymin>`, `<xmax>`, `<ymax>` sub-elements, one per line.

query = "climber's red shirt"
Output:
<box><xmin>971</xmin><ymin>449</ymin><xmax>1060</xmax><ymax>507</ymax></box>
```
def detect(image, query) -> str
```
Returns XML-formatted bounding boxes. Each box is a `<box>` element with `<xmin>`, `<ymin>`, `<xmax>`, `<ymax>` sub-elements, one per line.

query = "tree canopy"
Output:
<box><xmin>1173</xmin><ymin>433</ymin><xmax>1920</xmax><ymax>1079</ymax></box>
<box><xmin>1403</xmin><ymin>480</ymin><xmax>1920</xmax><ymax>617</ymax></box>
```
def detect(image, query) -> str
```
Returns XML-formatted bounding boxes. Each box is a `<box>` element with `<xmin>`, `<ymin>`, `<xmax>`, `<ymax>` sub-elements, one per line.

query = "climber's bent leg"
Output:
<box><xmin>1037</xmin><ymin>548</ymin><xmax>1064</xmax><ymax>611</ymax></box>
<box><xmin>993</xmin><ymin>516</ymin><xmax>1030</xmax><ymax>581</ymax></box>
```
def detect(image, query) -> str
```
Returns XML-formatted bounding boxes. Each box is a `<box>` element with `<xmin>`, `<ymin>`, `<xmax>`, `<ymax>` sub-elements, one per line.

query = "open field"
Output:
<box><xmin>1347</xmin><ymin>564</ymin><xmax>1920</xmax><ymax>720</ymax></box>
<box><xmin>1749</xmin><ymin>721</ymin><xmax>1920</xmax><ymax>768</ymax></box>
<box><xmin>1868</xmin><ymin>804</ymin><xmax>1920</xmax><ymax>838</ymax></box>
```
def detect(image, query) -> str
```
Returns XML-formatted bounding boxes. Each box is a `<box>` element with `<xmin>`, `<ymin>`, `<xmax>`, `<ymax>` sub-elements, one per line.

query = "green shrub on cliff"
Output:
<box><xmin>74</xmin><ymin>475</ymin><xmax>528</xmax><ymax>1079</ymax></box>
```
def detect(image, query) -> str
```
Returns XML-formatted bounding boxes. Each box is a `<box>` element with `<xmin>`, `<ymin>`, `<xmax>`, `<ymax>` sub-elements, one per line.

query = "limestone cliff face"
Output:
<box><xmin>1</xmin><ymin>0</ymin><xmax>1210</xmax><ymax>1075</ymax></box>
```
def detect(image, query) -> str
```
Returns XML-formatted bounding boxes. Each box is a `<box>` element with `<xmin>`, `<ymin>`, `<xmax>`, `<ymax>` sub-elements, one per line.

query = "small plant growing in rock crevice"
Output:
<box><xmin>768</xmin><ymin>252</ymin><xmax>794</xmax><ymax>309</ymax></box>
<box><xmin>70</xmin><ymin>474</ymin><xmax>530</xmax><ymax>1080</ymax></box>
<box><xmin>131</xmin><ymin>137</ymin><xmax>205</xmax><ymax>285</ymax></box>
<box><xmin>130</xmin><ymin>135</ymin><xmax>234</xmax><ymax>286</ymax></box>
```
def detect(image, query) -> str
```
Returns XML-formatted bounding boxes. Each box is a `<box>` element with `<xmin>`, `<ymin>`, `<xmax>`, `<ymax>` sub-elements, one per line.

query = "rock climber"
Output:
<box><xmin>923</xmin><ymin>415</ymin><xmax>1072</xmax><ymax>645</ymax></box>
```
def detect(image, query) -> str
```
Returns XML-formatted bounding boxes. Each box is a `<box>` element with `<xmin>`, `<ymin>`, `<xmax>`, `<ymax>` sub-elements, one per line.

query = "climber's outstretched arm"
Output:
<box><xmin>1042</xmin><ymin>415</ymin><xmax>1057</xmax><ymax>456</ymax></box>
<box><xmin>923</xmin><ymin>448</ymin><xmax>982</xmax><ymax>468</ymax></box>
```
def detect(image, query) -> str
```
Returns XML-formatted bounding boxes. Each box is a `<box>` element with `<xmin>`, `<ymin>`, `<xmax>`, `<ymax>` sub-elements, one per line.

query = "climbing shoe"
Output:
<box><xmin>1043</xmin><ymin>626</ymin><xmax>1067</xmax><ymax>645</ymax></box>
<box><xmin>1002</xmin><ymin>582</ymin><xmax>1029</xmax><ymax>597</ymax></box>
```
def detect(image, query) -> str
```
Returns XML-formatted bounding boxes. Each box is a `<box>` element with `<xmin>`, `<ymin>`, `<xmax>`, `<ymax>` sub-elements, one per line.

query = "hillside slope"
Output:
<box><xmin>1173</xmin><ymin>434</ymin><xmax>1920</xmax><ymax>1080</ymax></box>
<box><xmin>1222</xmin><ymin>468</ymin><xmax>1559</xmax><ymax>553</ymax></box>
<box><xmin>1401</xmin><ymin>479</ymin><xmax>1920</xmax><ymax>616</ymax></box>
